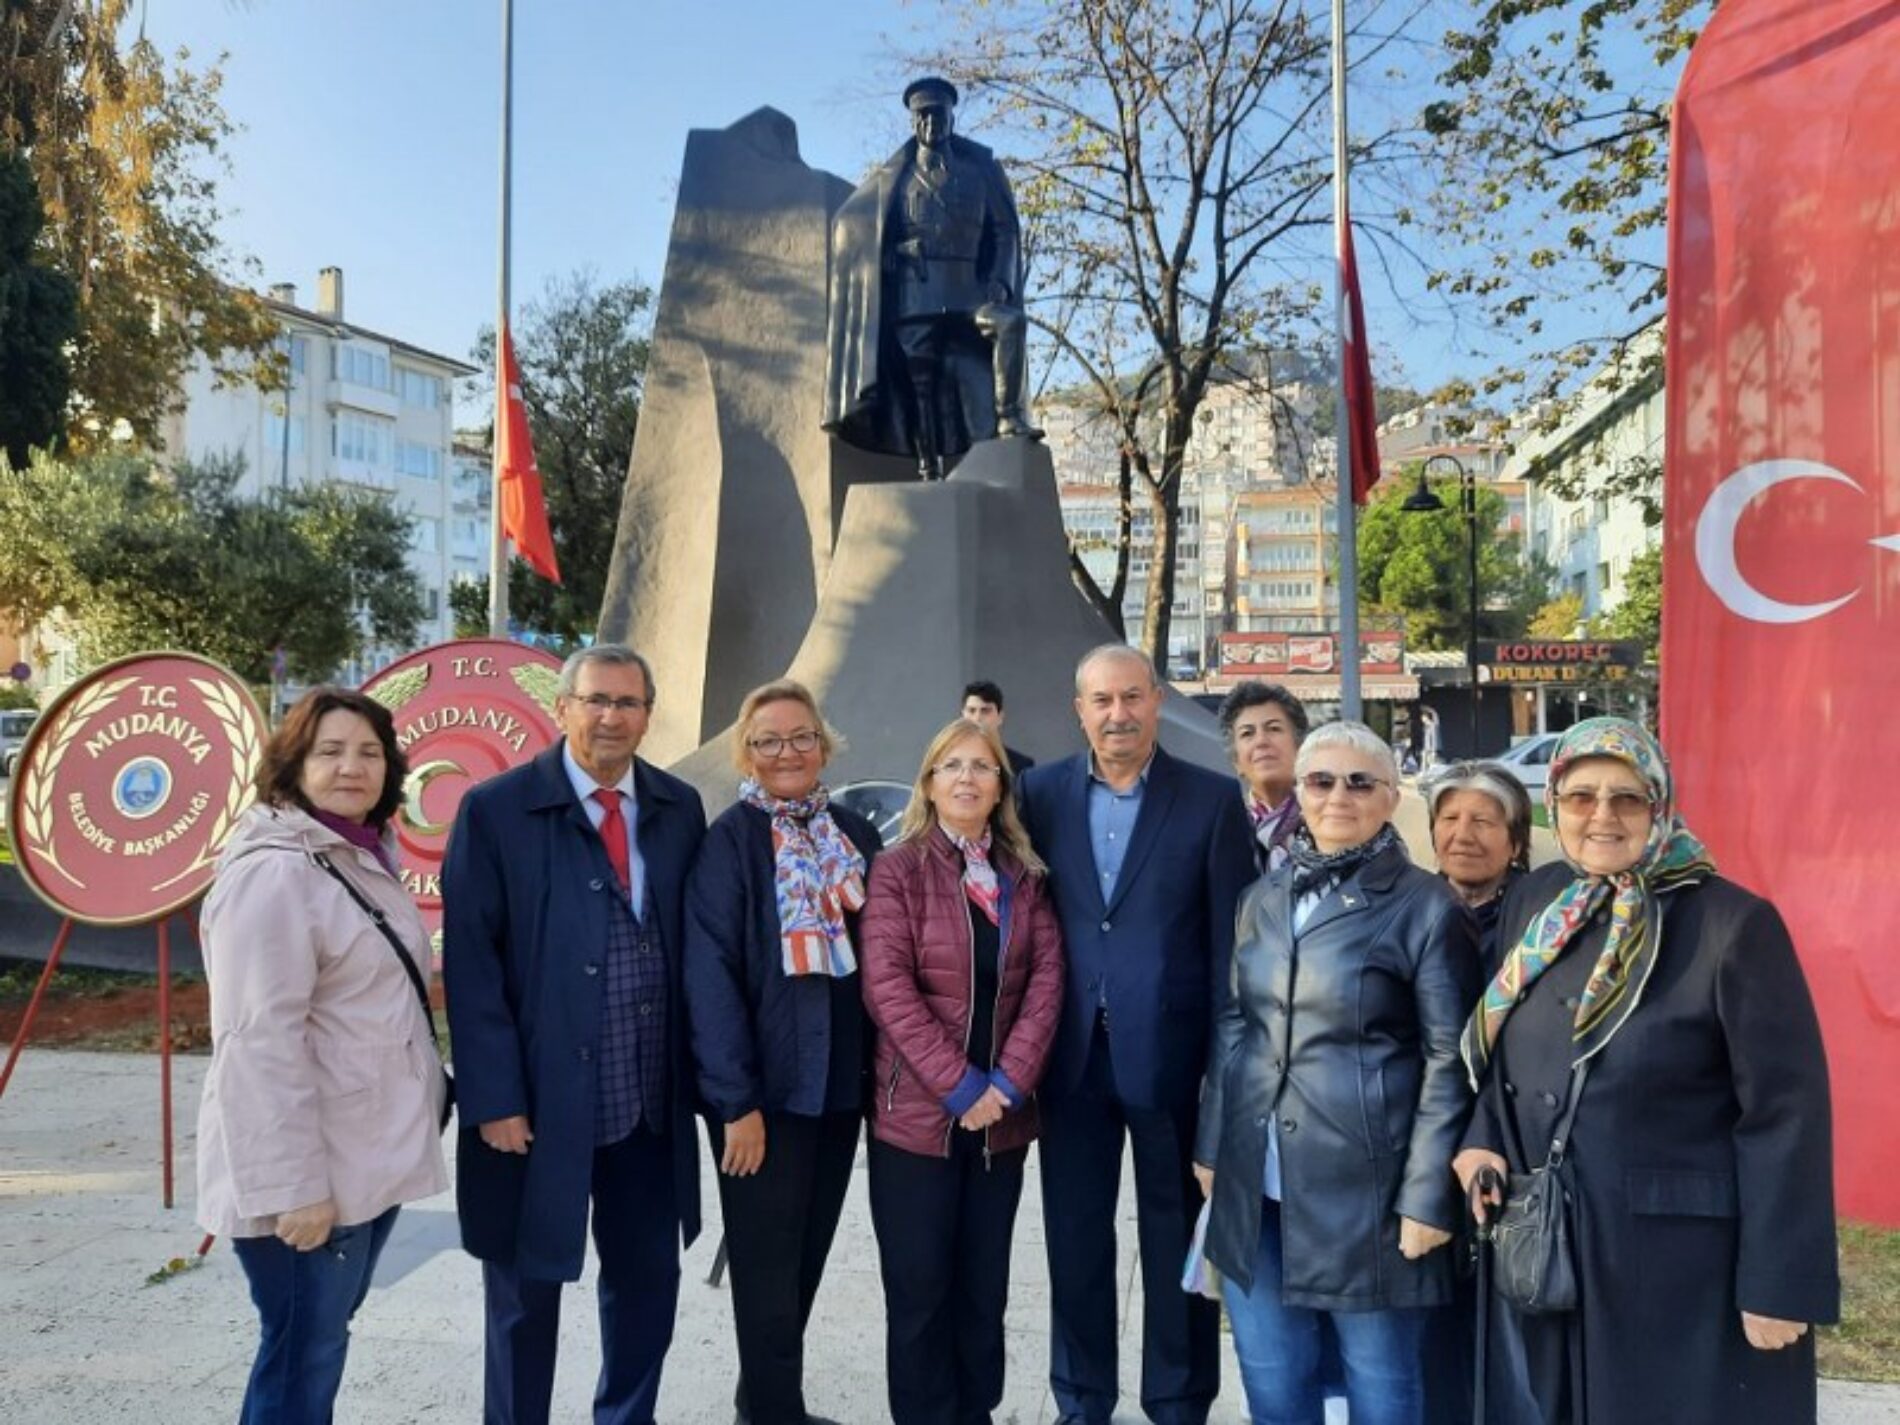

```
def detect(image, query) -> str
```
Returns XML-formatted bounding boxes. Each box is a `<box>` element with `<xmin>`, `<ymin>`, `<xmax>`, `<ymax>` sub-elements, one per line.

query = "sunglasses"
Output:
<box><xmin>1298</xmin><ymin>770</ymin><xmax>1391</xmax><ymax>798</ymax></box>
<box><xmin>1554</xmin><ymin>788</ymin><xmax>1653</xmax><ymax>818</ymax></box>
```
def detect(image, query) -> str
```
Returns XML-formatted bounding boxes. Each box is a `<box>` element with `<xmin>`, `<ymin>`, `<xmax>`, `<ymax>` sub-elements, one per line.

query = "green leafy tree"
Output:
<box><xmin>0</xmin><ymin>450</ymin><xmax>422</xmax><ymax>680</ymax></box>
<box><xmin>1591</xmin><ymin>543</ymin><xmax>1662</xmax><ymax>660</ymax></box>
<box><xmin>464</xmin><ymin>271</ymin><xmax>652</xmax><ymax>646</ymax></box>
<box><xmin>450</xmin><ymin>577</ymin><xmax>489</xmax><ymax>640</ymax></box>
<box><xmin>1529</xmin><ymin>592</ymin><xmax>1585</xmax><ymax>639</ymax></box>
<box><xmin>0</xmin><ymin>151</ymin><xmax>76</xmax><ymax>465</ymax></box>
<box><xmin>1355</xmin><ymin>476</ymin><xmax>1551</xmax><ymax>651</ymax></box>
<box><xmin>0</xmin><ymin>0</ymin><xmax>281</xmax><ymax>448</ymax></box>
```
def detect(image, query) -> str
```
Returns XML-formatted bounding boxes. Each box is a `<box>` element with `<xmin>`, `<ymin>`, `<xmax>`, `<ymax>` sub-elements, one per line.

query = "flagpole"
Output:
<box><xmin>1332</xmin><ymin>0</ymin><xmax>1363</xmax><ymax>721</ymax></box>
<box><xmin>488</xmin><ymin>0</ymin><xmax>514</xmax><ymax>639</ymax></box>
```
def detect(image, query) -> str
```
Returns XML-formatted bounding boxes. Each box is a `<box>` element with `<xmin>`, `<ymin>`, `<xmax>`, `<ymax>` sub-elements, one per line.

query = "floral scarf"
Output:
<box><xmin>1285</xmin><ymin>821</ymin><xmax>1404</xmax><ymax>898</ymax></box>
<box><xmin>948</xmin><ymin>829</ymin><xmax>1002</xmax><ymax>926</ymax></box>
<box><xmin>1247</xmin><ymin>789</ymin><xmax>1303</xmax><ymax>871</ymax></box>
<box><xmin>741</xmin><ymin>778</ymin><xmax>868</xmax><ymax>978</ymax></box>
<box><xmin>1461</xmin><ymin>718</ymin><xmax>1715</xmax><ymax>1085</ymax></box>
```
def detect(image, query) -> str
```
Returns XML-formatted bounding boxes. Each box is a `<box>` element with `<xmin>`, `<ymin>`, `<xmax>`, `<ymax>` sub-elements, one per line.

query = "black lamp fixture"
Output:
<box><xmin>1401</xmin><ymin>453</ymin><xmax>1481</xmax><ymax>754</ymax></box>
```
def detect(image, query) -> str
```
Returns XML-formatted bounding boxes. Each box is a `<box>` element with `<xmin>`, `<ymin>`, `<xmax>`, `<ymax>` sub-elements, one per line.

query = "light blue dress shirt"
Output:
<box><xmin>1086</xmin><ymin>753</ymin><xmax>1152</xmax><ymax>902</ymax></box>
<box><xmin>563</xmin><ymin>743</ymin><xmax>645</xmax><ymax>918</ymax></box>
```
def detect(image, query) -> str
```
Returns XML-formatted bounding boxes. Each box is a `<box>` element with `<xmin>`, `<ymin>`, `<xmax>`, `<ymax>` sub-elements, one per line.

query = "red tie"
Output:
<box><xmin>591</xmin><ymin>788</ymin><xmax>630</xmax><ymax>893</ymax></box>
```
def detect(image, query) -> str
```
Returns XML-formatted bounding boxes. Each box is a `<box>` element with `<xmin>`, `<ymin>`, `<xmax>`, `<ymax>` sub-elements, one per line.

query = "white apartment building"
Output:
<box><xmin>160</xmin><ymin>267</ymin><xmax>483</xmax><ymax>660</ymax></box>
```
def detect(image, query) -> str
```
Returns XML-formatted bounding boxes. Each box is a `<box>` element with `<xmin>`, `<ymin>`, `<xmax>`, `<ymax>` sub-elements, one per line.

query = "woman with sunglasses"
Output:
<box><xmin>1195</xmin><ymin>721</ymin><xmax>1480</xmax><ymax>1424</ymax></box>
<box><xmin>1453</xmin><ymin>717</ymin><xmax>1837</xmax><ymax>1424</ymax></box>
<box><xmin>858</xmin><ymin>717</ymin><xmax>1065</xmax><ymax>1425</ymax></box>
<box><xmin>683</xmin><ymin>679</ymin><xmax>883</xmax><ymax>1425</ymax></box>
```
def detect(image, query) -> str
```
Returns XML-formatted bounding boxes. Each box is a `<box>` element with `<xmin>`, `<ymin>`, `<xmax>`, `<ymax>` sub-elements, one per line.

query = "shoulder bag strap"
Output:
<box><xmin>310</xmin><ymin>850</ymin><xmax>442</xmax><ymax>1055</ymax></box>
<box><xmin>1544</xmin><ymin>1057</ymin><xmax>1592</xmax><ymax>1171</ymax></box>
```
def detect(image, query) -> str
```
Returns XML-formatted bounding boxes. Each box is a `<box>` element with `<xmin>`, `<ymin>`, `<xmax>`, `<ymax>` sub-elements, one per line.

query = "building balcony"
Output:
<box><xmin>327</xmin><ymin>378</ymin><xmax>401</xmax><ymax>420</ymax></box>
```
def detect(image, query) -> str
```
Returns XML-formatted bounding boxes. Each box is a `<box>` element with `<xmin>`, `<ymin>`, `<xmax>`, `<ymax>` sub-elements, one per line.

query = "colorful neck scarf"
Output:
<box><xmin>1286</xmin><ymin>821</ymin><xmax>1402</xmax><ymax>898</ymax></box>
<box><xmin>1247</xmin><ymin>789</ymin><xmax>1302</xmax><ymax>870</ymax></box>
<box><xmin>1461</xmin><ymin>718</ymin><xmax>1714</xmax><ymax>1085</ymax></box>
<box><xmin>948</xmin><ymin>829</ymin><xmax>1001</xmax><ymax>926</ymax></box>
<box><xmin>741</xmin><ymin>778</ymin><xmax>867</xmax><ymax>978</ymax></box>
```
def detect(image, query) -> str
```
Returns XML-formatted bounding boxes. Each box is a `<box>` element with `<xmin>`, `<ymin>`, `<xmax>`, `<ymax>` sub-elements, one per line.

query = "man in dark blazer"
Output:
<box><xmin>1018</xmin><ymin>645</ymin><xmax>1256</xmax><ymax>1425</ymax></box>
<box><xmin>444</xmin><ymin>645</ymin><xmax>707</xmax><ymax>1425</ymax></box>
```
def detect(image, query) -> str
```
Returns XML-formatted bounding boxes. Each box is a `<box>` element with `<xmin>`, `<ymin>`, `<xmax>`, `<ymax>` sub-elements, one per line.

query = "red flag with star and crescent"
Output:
<box><xmin>1663</xmin><ymin>0</ymin><xmax>1900</xmax><ymax>1222</ymax></box>
<box><xmin>496</xmin><ymin>324</ymin><xmax>560</xmax><ymax>583</ymax></box>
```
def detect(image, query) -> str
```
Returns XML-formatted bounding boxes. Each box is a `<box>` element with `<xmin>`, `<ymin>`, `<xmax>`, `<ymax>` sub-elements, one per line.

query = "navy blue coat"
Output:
<box><xmin>683</xmin><ymin>801</ymin><xmax>882</xmax><ymax>1122</ymax></box>
<box><xmin>1019</xmin><ymin>746</ymin><xmax>1257</xmax><ymax>1111</ymax></box>
<box><xmin>442</xmin><ymin>744</ymin><xmax>707</xmax><ymax>1281</ymax></box>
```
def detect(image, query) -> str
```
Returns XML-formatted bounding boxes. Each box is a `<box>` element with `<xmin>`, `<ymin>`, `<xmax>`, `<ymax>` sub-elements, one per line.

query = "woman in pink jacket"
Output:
<box><xmin>196</xmin><ymin>687</ymin><xmax>449</xmax><ymax>1424</ymax></box>
<box><xmin>860</xmin><ymin>717</ymin><xmax>1066</xmax><ymax>1425</ymax></box>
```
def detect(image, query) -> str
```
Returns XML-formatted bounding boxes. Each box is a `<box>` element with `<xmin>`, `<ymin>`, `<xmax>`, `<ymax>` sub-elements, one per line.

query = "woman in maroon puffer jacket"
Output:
<box><xmin>860</xmin><ymin>717</ymin><xmax>1066</xmax><ymax>1425</ymax></box>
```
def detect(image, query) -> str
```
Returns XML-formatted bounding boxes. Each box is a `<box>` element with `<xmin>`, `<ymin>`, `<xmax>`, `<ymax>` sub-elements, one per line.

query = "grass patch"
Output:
<box><xmin>0</xmin><ymin>960</ymin><xmax>169</xmax><ymax>1000</ymax></box>
<box><xmin>1820</xmin><ymin>1220</ymin><xmax>1900</xmax><ymax>1383</ymax></box>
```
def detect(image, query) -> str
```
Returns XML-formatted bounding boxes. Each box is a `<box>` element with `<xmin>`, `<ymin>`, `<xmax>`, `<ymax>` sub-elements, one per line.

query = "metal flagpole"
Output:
<box><xmin>488</xmin><ymin>0</ymin><xmax>514</xmax><ymax>638</ymax></box>
<box><xmin>1331</xmin><ymin>0</ymin><xmax>1362</xmax><ymax>721</ymax></box>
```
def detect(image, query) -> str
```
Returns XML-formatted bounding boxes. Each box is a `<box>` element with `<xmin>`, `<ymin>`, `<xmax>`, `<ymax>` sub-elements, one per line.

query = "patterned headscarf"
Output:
<box><xmin>1461</xmin><ymin>718</ymin><xmax>1714</xmax><ymax>1085</ymax></box>
<box><xmin>740</xmin><ymin>778</ymin><xmax>868</xmax><ymax>978</ymax></box>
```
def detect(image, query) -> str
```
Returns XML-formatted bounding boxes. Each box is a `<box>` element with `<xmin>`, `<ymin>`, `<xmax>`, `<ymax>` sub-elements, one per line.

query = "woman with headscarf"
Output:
<box><xmin>1454</xmin><ymin>717</ymin><xmax>1838</xmax><ymax>1424</ymax></box>
<box><xmin>684</xmin><ymin>679</ymin><xmax>883</xmax><ymax>1425</ymax></box>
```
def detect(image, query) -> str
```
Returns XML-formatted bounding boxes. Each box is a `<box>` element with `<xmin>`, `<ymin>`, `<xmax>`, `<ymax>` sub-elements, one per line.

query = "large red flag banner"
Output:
<box><xmin>1664</xmin><ymin>0</ymin><xmax>1900</xmax><ymax>1223</ymax></box>
<box><xmin>496</xmin><ymin>324</ymin><xmax>562</xmax><ymax>583</ymax></box>
<box><xmin>1340</xmin><ymin>212</ymin><xmax>1381</xmax><ymax>506</ymax></box>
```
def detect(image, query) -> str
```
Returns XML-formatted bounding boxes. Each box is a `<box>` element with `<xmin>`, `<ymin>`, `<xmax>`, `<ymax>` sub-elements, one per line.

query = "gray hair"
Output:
<box><xmin>1294</xmin><ymin>720</ymin><xmax>1399</xmax><ymax>785</ymax></box>
<box><xmin>1422</xmin><ymin>760</ymin><xmax>1534</xmax><ymax>869</ymax></box>
<box><xmin>557</xmin><ymin>644</ymin><xmax>657</xmax><ymax>705</ymax></box>
<box><xmin>1074</xmin><ymin>643</ymin><xmax>1160</xmax><ymax>694</ymax></box>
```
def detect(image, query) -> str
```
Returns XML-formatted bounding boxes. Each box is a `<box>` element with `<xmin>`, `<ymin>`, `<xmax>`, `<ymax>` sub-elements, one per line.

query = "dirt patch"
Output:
<box><xmin>0</xmin><ymin>978</ymin><xmax>211</xmax><ymax>1053</ymax></box>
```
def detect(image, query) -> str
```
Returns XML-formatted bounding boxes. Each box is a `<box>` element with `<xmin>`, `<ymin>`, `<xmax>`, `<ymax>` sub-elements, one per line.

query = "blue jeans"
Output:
<box><xmin>232</xmin><ymin>1206</ymin><xmax>399</xmax><ymax>1424</ymax></box>
<box><xmin>1222</xmin><ymin>1199</ymin><xmax>1426</xmax><ymax>1425</ymax></box>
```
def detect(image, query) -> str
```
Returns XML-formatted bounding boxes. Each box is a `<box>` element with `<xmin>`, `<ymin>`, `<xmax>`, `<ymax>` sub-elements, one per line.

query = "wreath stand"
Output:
<box><xmin>0</xmin><ymin>907</ymin><xmax>196</xmax><ymax>1208</ymax></box>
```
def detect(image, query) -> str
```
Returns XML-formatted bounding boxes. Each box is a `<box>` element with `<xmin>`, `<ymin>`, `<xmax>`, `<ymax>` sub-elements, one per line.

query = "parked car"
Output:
<box><xmin>1489</xmin><ymin>731</ymin><xmax>1560</xmax><ymax>797</ymax></box>
<box><xmin>2</xmin><ymin>708</ymin><xmax>39</xmax><ymax>778</ymax></box>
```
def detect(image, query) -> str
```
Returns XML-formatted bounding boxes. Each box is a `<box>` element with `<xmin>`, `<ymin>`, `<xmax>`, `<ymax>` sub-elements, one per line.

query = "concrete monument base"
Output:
<box><xmin>669</xmin><ymin>436</ymin><xmax>1231</xmax><ymax>811</ymax></box>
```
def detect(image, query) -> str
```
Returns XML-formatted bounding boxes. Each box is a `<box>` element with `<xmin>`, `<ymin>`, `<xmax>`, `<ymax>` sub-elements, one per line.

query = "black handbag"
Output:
<box><xmin>1490</xmin><ymin>1058</ymin><xmax>1589</xmax><ymax>1314</ymax></box>
<box><xmin>312</xmin><ymin>851</ymin><xmax>456</xmax><ymax>1132</ymax></box>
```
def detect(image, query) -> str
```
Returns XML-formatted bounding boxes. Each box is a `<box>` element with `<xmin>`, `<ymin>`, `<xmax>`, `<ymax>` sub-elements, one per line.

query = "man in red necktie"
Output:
<box><xmin>445</xmin><ymin>644</ymin><xmax>708</xmax><ymax>1425</ymax></box>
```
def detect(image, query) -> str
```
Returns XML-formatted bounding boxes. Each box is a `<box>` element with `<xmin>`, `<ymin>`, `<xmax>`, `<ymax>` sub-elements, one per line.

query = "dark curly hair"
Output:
<box><xmin>255</xmin><ymin>686</ymin><xmax>408</xmax><ymax>829</ymax></box>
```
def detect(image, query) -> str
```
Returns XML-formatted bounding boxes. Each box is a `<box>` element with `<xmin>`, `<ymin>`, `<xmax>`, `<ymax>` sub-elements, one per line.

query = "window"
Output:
<box><xmin>264</xmin><ymin>412</ymin><xmax>307</xmax><ymax>457</ymax></box>
<box><xmin>424</xmin><ymin>588</ymin><xmax>441</xmax><ymax>620</ymax></box>
<box><xmin>333</xmin><ymin>413</ymin><xmax>391</xmax><ymax>466</ymax></box>
<box><xmin>336</xmin><ymin>345</ymin><xmax>392</xmax><ymax>391</ymax></box>
<box><xmin>412</xmin><ymin>518</ymin><xmax>441</xmax><ymax>554</ymax></box>
<box><xmin>399</xmin><ymin>369</ymin><xmax>444</xmax><ymax>409</ymax></box>
<box><xmin>288</xmin><ymin>335</ymin><xmax>309</xmax><ymax>376</ymax></box>
<box><xmin>452</xmin><ymin>517</ymin><xmax>483</xmax><ymax>552</ymax></box>
<box><xmin>396</xmin><ymin>440</ymin><xmax>443</xmax><ymax>479</ymax></box>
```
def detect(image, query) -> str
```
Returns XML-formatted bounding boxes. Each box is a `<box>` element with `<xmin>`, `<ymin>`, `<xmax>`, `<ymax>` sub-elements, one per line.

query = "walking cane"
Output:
<box><xmin>1470</xmin><ymin>1166</ymin><xmax>1506</xmax><ymax>1425</ymax></box>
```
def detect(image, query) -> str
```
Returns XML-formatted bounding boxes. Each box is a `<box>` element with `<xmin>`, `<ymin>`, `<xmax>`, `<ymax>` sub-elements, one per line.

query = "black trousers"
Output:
<box><xmin>869</xmin><ymin>1132</ymin><xmax>1028</xmax><ymax>1425</ymax></box>
<box><xmin>710</xmin><ymin>1109</ymin><xmax>860</xmax><ymax>1425</ymax></box>
<box><xmin>1040</xmin><ymin>1022</ymin><xmax>1218</xmax><ymax>1425</ymax></box>
<box><xmin>481</xmin><ymin>1127</ymin><xmax>680</xmax><ymax>1425</ymax></box>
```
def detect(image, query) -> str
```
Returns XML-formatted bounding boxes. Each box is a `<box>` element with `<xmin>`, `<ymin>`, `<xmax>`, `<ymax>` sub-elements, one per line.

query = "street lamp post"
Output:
<box><xmin>1401</xmin><ymin>454</ymin><xmax>1480</xmax><ymax>754</ymax></box>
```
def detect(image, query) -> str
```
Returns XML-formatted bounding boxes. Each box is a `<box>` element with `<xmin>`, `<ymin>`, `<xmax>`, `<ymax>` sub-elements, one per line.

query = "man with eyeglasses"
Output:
<box><xmin>1017</xmin><ymin>645</ymin><xmax>1255</xmax><ymax>1425</ymax></box>
<box><xmin>444</xmin><ymin>644</ymin><xmax>708</xmax><ymax>1425</ymax></box>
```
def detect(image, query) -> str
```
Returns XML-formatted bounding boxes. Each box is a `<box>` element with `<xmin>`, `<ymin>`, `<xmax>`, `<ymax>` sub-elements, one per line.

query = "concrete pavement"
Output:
<box><xmin>1</xmin><ymin>1048</ymin><xmax>1893</xmax><ymax>1422</ymax></box>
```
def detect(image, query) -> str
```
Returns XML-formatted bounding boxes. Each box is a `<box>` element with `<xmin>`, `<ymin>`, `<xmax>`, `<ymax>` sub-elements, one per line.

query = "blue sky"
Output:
<box><xmin>140</xmin><ymin>1</ymin><xmax>1672</xmax><ymax>416</ymax></box>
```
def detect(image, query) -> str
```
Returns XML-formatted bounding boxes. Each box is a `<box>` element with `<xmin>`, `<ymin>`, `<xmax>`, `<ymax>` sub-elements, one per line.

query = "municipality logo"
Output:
<box><xmin>112</xmin><ymin>756</ymin><xmax>173</xmax><ymax>820</ymax></box>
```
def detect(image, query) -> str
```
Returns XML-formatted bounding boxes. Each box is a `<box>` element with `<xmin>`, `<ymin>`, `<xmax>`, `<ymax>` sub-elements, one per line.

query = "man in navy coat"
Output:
<box><xmin>444</xmin><ymin>645</ymin><xmax>707</xmax><ymax>1425</ymax></box>
<box><xmin>1018</xmin><ymin>645</ymin><xmax>1255</xmax><ymax>1425</ymax></box>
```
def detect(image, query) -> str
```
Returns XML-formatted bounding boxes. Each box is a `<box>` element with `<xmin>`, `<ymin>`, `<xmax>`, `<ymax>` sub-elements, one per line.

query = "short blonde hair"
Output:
<box><xmin>896</xmin><ymin>719</ymin><xmax>1045</xmax><ymax>874</ymax></box>
<box><xmin>729</xmin><ymin>678</ymin><xmax>842</xmax><ymax>775</ymax></box>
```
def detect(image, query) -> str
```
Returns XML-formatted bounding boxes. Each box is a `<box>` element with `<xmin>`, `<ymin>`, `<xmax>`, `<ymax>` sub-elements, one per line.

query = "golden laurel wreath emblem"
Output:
<box><xmin>18</xmin><ymin>675</ymin><xmax>140</xmax><ymax>888</ymax></box>
<box><xmin>511</xmin><ymin>663</ymin><xmax>560</xmax><ymax>717</ymax></box>
<box><xmin>151</xmin><ymin>677</ymin><xmax>263</xmax><ymax>892</ymax></box>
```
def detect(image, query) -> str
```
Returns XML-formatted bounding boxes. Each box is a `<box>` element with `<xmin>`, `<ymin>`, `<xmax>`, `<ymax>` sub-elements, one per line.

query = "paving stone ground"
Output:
<box><xmin>1</xmin><ymin>1049</ymin><xmax>1891</xmax><ymax>1423</ymax></box>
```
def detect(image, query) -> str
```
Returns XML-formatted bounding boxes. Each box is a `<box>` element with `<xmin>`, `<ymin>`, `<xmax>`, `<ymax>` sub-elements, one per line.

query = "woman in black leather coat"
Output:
<box><xmin>1195</xmin><ymin>721</ymin><xmax>1480</xmax><ymax>1425</ymax></box>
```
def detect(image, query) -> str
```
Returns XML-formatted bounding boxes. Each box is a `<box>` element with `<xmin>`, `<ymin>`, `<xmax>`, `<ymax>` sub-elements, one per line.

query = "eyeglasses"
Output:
<box><xmin>748</xmin><ymin>730</ymin><xmax>822</xmax><ymax>758</ymax></box>
<box><xmin>1298</xmin><ymin>770</ymin><xmax>1391</xmax><ymax>798</ymax></box>
<box><xmin>933</xmin><ymin>758</ymin><xmax>1001</xmax><ymax>781</ymax></box>
<box><xmin>1555</xmin><ymin>788</ymin><xmax>1653</xmax><ymax>818</ymax></box>
<box><xmin>575</xmin><ymin>693</ymin><xmax>649</xmax><ymax>715</ymax></box>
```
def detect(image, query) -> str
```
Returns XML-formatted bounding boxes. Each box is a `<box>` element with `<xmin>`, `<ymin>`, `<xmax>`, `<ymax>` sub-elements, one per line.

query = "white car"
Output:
<box><xmin>1490</xmin><ymin>732</ymin><xmax>1561</xmax><ymax>797</ymax></box>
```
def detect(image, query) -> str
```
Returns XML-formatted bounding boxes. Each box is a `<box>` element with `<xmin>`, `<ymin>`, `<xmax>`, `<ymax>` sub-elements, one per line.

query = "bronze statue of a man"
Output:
<box><xmin>823</xmin><ymin>77</ymin><xmax>1041</xmax><ymax>480</ymax></box>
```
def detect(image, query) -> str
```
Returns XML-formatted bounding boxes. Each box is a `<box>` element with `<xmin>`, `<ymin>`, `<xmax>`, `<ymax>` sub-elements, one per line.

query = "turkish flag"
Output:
<box><xmin>496</xmin><ymin>324</ymin><xmax>561</xmax><ymax>583</ymax></box>
<box><xmin>1664</xmin><ymin>0</ymin><xmax>1900</xmax><ymax>1222</ymax></box>
<box><xmin>1340</xmin><ymin>210</ymin><xmax>1381</xmax><ymax>506</ymax></box>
